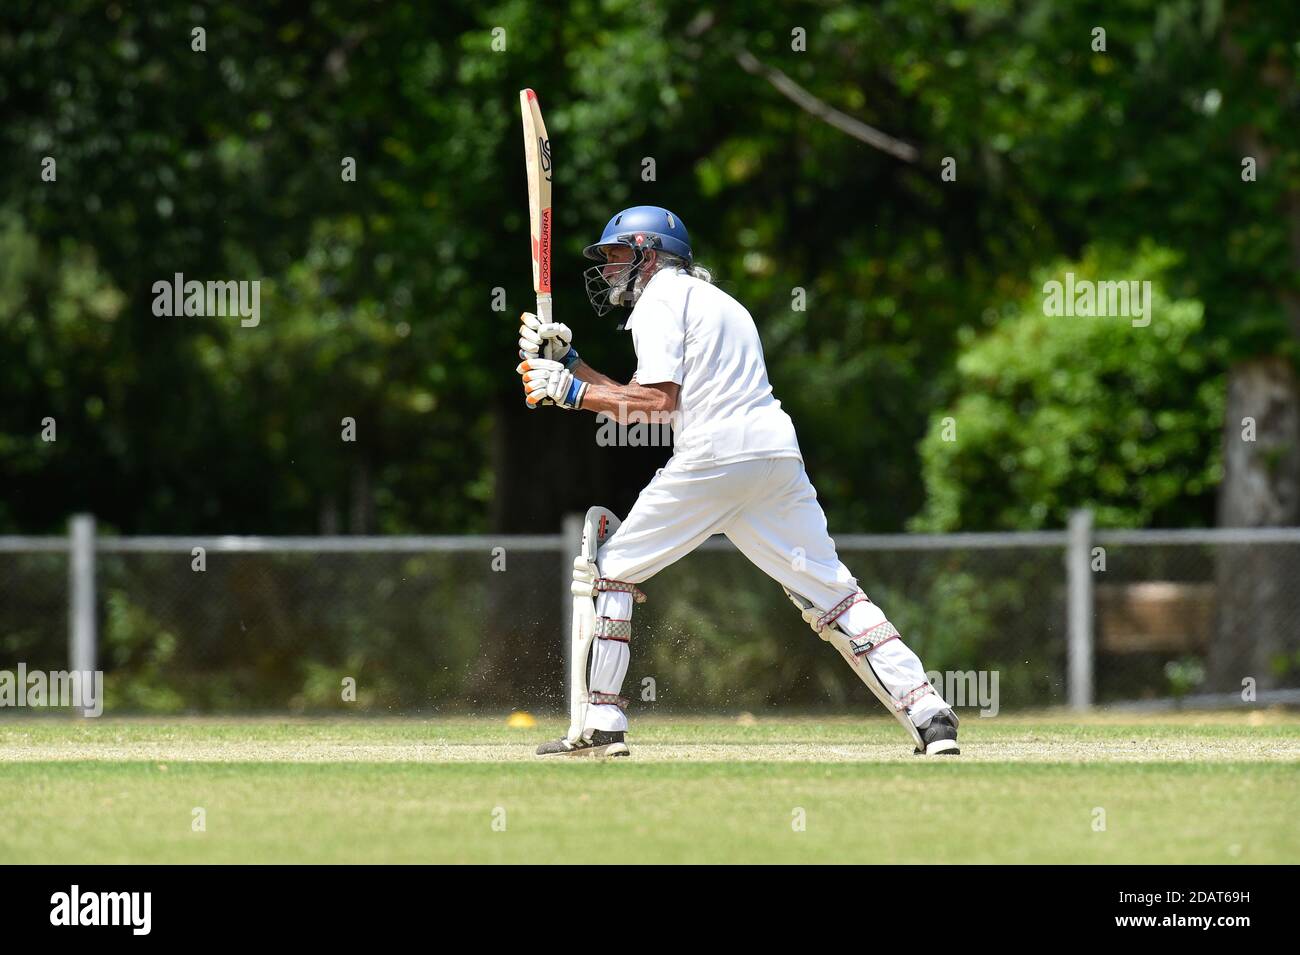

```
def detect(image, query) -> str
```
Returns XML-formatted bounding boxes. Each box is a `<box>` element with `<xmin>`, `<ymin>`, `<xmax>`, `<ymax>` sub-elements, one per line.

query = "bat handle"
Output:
<box><xmin>526</xmin><ymin>293</ymin><xmax>554</xmax><ymax>409</ymax></box>
<box><xmin>525</xmin><ymin>291</ymin><xmax>551</xmax><ymax>410</ymax></box>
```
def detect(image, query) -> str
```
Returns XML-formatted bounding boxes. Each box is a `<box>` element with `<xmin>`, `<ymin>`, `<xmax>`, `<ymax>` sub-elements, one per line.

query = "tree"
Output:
<box><xmin>914</xmin><ymin>243</ymin><xmax>1224</xmax><ymax>532</ymax></box>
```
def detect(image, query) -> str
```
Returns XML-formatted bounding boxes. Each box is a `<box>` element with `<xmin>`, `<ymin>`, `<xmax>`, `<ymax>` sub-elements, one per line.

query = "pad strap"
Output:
<box><xmin>847</xmin><ymin>620</ymin><xmax>900</xmax><ymax>656</ymax></box>
<box><xmin>815</xmin><ymin>591</ymin><xmax>869</xmax><ymax>632</ymax></box>
<box><xmin>596</xmin><ymin>578</ymin><xmax>647</xmax><ymax>604</ymax></box>
<box><xmin>589</xmin><ymin>691</ymin><xmax>629</xmax><ymax>709</ymax></box>
<box><xmin>897</xmin><ymin>681</ymin><xmax>936</xmax><ymax>711</ymax></box>
<box><xmin>594</xmin><ymin>617</ymin><xmax>631</xmax><ymax>642</ymax></box>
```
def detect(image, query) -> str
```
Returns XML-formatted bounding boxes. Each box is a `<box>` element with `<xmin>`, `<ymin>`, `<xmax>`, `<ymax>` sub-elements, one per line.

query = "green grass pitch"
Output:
<box><xmin>1</xmin><ymin>712</ymin><xmax>1296</xmax><ymax>864</ymax></box>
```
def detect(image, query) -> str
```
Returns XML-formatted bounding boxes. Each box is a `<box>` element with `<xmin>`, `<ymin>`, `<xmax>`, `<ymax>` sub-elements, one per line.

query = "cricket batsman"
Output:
<box><xmin>516</xmin><ymin>205</ymin><xmax>960</xmax><ymax>757</ymax></box>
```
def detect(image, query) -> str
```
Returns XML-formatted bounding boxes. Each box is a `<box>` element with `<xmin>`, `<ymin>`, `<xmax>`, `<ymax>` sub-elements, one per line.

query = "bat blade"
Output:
<box><xmin>519</xmin><ymin>88</ymin><xmax>553</xmax><ymax>324</ymax></box>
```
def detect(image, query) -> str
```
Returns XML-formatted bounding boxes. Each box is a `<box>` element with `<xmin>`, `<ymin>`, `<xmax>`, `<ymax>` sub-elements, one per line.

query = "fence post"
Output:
<box><xmin>560</xmin><ymin>513</ymin><xmax>584</xmax><ymax>712</ymax></box>
<box><xmin>1067</xmin><ymin>509</ymin><xmax>1094</xmax><ymax>710</ymax></box>
<box><xmin>69</xmin><ymin>514</ymin><xmax>97</xmax><ymax>716</ymax></box>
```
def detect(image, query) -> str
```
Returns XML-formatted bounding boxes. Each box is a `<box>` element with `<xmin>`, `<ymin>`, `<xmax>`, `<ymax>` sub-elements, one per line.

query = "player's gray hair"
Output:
<box><xmin>659</xmin><ymin>253</ymin><xmax>713</xmax><ymax>285</ymax></box>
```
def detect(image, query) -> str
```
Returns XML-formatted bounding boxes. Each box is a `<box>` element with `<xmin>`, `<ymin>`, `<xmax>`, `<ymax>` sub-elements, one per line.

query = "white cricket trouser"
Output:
<box><xmin>584</xmin><ymin>456</ymin><xmax>950</xmax><ymax>733</ymax></box>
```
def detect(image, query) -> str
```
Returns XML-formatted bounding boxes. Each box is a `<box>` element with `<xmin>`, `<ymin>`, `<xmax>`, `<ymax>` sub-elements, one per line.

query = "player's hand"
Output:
<box><xmin>519</xmin><ymin>312</ymin><xmax>579</xmax><ymax>366</ymax></box>
<box><xmin>515</xmin><ymin>318</ymin><xmax>555</xmax><ymax>408</ymax></box>
<box><xmin>516</xmin><ymin>358</ymin><xmax>587</xmax><ymax>410</ymax></box>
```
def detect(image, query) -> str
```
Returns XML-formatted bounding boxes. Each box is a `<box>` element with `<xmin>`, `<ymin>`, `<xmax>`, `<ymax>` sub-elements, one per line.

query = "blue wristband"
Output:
<box><xmin>562</xmin><ymin>347</ymin><xmax>581</xmax><ymax>370</ymax></box>
<box><xmin>564</xmin><ymin>376</ymin><xmax>584</xmax><ymax>408</ymax></box>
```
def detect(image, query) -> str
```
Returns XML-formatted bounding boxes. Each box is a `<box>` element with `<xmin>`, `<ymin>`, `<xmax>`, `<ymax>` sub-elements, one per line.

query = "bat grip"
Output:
<box><xmin>526</xmin><ymin>293</ymin><xmax>554</xmax><ymax>408</ymax></box>
<box><xmin>525</xmin><ymin>293</ymin><xmax>551</xmax><ymax>407</ymax></box>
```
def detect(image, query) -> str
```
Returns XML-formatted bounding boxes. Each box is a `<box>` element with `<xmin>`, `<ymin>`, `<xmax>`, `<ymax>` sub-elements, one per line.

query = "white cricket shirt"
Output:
<box><xmin>625</xmin><ymin>268</ymin><xmax>802</xmax><ymax>470</ymax></box>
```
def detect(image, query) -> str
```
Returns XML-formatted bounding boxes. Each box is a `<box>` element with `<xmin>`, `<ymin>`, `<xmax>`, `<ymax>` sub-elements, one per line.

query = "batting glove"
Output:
<box><xmin>516</xmin><ymin>358</ymin><xmax>588</xmax><ymax>410</ymax></box>
<box><xmin>519</xmin><ymin>312</ymin><xmax>580</xmax><ymax>368</ymax></box>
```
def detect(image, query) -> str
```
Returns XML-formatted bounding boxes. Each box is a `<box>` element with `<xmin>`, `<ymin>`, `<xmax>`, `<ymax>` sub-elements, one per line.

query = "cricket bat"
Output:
<box><xmin>519</xmin><ymin>88</ymin><xmax>553</xmax><ymax>407</ymax></box>
<box><xmin>520</xmin><ymin>88</ymin><xmax>552</xmax><ymax>323</ymax></box>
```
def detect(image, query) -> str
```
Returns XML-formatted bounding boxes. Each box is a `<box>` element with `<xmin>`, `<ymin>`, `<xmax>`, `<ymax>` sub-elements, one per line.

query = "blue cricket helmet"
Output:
<box><xmin>583</xmin><ymin>205</ymin><xmax>692</xmax><ymax>263</ymax></box>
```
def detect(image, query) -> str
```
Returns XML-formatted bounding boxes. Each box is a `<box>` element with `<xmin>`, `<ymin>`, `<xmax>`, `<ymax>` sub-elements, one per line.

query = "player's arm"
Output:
<box><xmin>581</xmin><ymin>379</ymin><xmax>678</xmax><ymax>420</ymax></box>
<box><xmin>516</xmin><ymin>358</ymin><xmax>678</xmax><ymax>417</ymax></box>
<box><xmin>517</xmin><ymin>313</ymin><xmax>679</xmax><ymax>416</ymax></box>
<box><xmin>519</xmin><ymin>312</ymin><xmax>646</xmax><ymax>392</ymax></box>
<box><xmin>569</xmin><ymin>359</ymin><xmax>620</xmax><ymax>389</ymax></box>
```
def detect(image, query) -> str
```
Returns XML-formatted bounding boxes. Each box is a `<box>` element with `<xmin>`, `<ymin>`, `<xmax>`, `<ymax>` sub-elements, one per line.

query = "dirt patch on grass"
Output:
<box><xmin>3</xmin><ymin>736</ymin><xmax>1296</xmax><ymax>764</ymax></box>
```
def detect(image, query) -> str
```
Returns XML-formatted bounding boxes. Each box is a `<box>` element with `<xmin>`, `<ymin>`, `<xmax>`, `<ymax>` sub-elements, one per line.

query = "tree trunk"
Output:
<box><xmin>1210</xmin><ymin>16</ymin><xmax>1300</xmax><ymax>694</ymax></box>
<box><xmin>1210</xmin><ymin>357</ymin><xmax>1300</xmax><ymax>691</ymax></box>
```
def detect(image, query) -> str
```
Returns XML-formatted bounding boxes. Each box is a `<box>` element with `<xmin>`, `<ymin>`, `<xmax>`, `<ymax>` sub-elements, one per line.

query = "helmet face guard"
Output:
<box><xmin>583</xmin><ymin>232</ymin><xmax>663</xmax><ymax>317</ymax></box>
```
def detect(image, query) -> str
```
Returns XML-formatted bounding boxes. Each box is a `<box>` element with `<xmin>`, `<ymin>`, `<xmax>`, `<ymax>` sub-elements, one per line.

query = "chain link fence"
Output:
<box><xmin>1</xmin><ymin>516</ymin><xmax>1297</xmax><ymax>714</ymax></box>
<box><xmin>1092</xmin><ymin>529</ymin><xmax>1300</xmax><ymax>705</ymax></box>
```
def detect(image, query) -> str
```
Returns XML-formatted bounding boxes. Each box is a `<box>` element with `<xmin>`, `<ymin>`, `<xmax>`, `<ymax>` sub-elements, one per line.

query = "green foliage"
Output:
<box><xmin>103</xmin><ymin>590</ymin><xmax>187</xmax><ymax>712</ymax></box>
<box><xmin>915</xmin><ymin>243</ymin><xmax>1226</xmax><ymax>531</ymax></box>
<box><xmin>1</xmin><ymin>0</ymin><xmax>1294</xmax><ymax>538</ymax></box>
<box><xmin>93</xmin><ymin>550</ymin><xmax>513</xmax><ymax>711</ymax></box>
<box><xmin>1164</xmin><ymin>657</ymin><xmax>1206</xmax><ymax>699</ymax></box>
